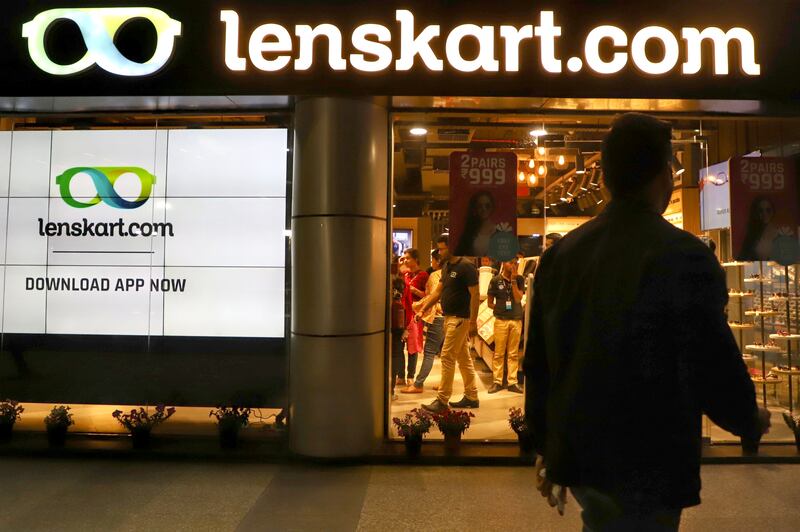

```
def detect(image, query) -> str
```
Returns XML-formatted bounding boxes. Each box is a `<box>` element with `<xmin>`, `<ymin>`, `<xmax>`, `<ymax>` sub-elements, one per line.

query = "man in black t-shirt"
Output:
<box><xmin>417</xmin><ymin>235</ymin><xmax>480</xmax><ymax>413</ymax></box>
<box><xmin>487</xmin><ymin>259</ymin><xmax>525</xmax><ymax>394</ymax></box>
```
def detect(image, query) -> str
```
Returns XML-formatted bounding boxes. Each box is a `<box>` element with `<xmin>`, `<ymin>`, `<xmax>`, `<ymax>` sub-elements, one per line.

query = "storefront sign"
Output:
<box><xmin>1</xmin><ymin>1</ymin><xmax>799</xmax><ymax>99</ymax></box>
<box><xmin>730</xmin><ymin>157</ymin><xmax>800</xmax><ymax>265</ymax></box>
<box><xmin>0</xmin><ymin>128</ymin><xmax>287</xmax><ymax>338</ymax></box>
<box><xmin>449</xmin><ymin>151</ymin><xmax>518</xmax><ymax>261</ymax></box>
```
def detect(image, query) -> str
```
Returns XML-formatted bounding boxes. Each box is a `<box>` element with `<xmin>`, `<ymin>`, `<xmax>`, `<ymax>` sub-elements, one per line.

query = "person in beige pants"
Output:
<box><xmin>486</xmin><ymin>259</ymin><xmax>525</xmax><ymax>394</ymax></box>
<box><xmin>417</xmin><ymin>235</ymin><xmax>480</xmax><ymax>413</ymax></box>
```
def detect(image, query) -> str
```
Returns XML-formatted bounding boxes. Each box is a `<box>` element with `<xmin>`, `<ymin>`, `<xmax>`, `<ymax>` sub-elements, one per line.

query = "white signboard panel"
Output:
<box><xmin>0</xmin><ymin>128</ymin><xmax>287</xmax><ymax>338</ymax></box>
<box><xmin>700</xmin><ymin>160</ymin><xmax>732</xmax><ymax>231</ymax></box>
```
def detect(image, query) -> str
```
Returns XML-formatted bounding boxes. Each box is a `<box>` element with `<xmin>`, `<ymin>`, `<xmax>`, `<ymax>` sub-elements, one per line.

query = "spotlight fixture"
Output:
<box><xmin>671</xmin><ymin>154</ymin><xmax>686</xmax><ymax>176</ymax></box>
<box><xmin>409</xmin><ymin>127</ymin><xmax>428</xmax><ymax>136</ymax></box>
<box><xmin>530</xmin><ymin>127</ymin><xmax>548</xmax><ymax>137</ymax></box>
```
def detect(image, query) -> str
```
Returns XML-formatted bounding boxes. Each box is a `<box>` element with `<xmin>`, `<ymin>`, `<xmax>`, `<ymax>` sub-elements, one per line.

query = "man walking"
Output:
<box><xmin>487</xmin><ymin>258</ymin><xmax>524</xmax><ymax>394</ymax></box>
<box><xmin>525</xmin><ymin>113</ymin><xmax>770</xmax><ymax>531</ymax></box>
<box><xmin>418</xmin><ymin>235</ymin><xmax>480</xmax><ymax>412</ymax></box>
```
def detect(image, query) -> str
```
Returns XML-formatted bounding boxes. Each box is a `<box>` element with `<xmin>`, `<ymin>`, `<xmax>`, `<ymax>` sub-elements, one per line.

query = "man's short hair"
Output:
<box><xmin>601</xmin><ymin>113</ymin><xmax>673</xmax><ymax>198</ymax></box>
<box><xmin>545</xmin><ymin>233</ymin><xmax>563</xmax><ymax>243</ymax></box>
<box><xmin>404</xmin><ymin>248</ymin><xmax>419</xmax><ymax>262</ymax></box>
<box><xmin>436</xmin><ymin>235</ymin><xmax>449</xmax><ymax>246</ymax></box>
<box><xmin>431</xmin><ymin>249</ymin><xmax>441</xmax><ymax>261</ymax></box>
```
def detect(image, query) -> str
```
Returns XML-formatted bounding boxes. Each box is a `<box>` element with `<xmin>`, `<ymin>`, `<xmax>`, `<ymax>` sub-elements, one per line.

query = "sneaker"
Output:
<box><xmin>449</xmin><ymin>396</ymin><xmax>480</xmax><ymax>408</ymax></box>
<box><xmin>488</xmin><ymin>383</ymin><xmax>504</xmax><ymax>394</ymax></box>
<box><xmin>401</xmin><ymin>385</ymin><xmax>424</xmax><ymax>394</ymax></box>
<box><xmin>507</xmin><ymin>384</ymin><xmax>524</xmax><ymax>394</ymax></box>
<box><xmin>421</xmin><ymin>399</ymin><xmax>449</xmax><ymax>413</ymax></box>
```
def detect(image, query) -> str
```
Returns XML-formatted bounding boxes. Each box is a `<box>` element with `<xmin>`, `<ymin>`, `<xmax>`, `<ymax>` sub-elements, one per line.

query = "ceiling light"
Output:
<box><xmin>557</xmin><ymin>155</ymin><xmax>566</xmax><ymax>168</ymax></box>
<box><xmin>530</xmin><ymin>128</ymin><xmax>548</xmax><ymax>137</ymax></box>
<box><xmin>527</xmin><ymin>173</ymin><xmax>537</xmax><ymax>186</ymax></box>
<box><xmin>536</xmin><ymin>146</ymin><xmax>547</xmax><ymax>157</ymax></box>
<box><xmin>518</xmin><ymin>171</ymin><xmax>526</xmax><ymax>182</ymax></box>
<box><xmin>409</xmin><ymin>127</ymin><xmax>428</xmax><ymax>136</ymax></box>
<box><xmin>537</xmin><ymin>163</ymin><xmax>548</xmax><ymax>178</ymax></box>
<box><xmin>528</xmin><ymin>159</ymin><xmax>535</xmax><ymax>169</ymax></box>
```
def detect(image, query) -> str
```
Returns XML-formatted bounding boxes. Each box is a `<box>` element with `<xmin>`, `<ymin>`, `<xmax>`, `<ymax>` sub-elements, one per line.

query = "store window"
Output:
<box><xmin>390</xmin><ymin>109</ymin><xmax>800</xmax><ymax>444</ymax></box>
<box><xmin>0</xmin><ymin>118</ymin><xmax>290</xmax><ymax>432</ymax></box>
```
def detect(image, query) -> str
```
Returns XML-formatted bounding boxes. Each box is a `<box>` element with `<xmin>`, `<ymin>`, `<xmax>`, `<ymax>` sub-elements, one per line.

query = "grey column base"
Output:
<box><xmin>289</xmin><ymin>333</ymin><xmax>385</xmax><ymax>457</ymax></box>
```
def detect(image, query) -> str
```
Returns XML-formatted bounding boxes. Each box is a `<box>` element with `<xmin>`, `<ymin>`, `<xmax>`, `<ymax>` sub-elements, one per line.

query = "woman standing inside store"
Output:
<box><xmin>400</xmin><ymin>248</ymin><xmax>428</xmax><ymax>386</ymax></box>
<box><xmin>403</xmin><ymin>250</ymin><xmax>444</xmax><ymax>393</ymax></box>
<box><xmin>455</xmin><ymin>191</ymin><xmax>496</xmax><ymax>257</ymax></box>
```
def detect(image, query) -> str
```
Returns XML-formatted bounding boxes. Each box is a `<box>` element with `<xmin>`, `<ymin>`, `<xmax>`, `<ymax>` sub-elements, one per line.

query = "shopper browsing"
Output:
<box><xmin>402</xmin><ymin>250</ymin><xmax>444</xmax><ymax>394</ymax></box>
<box><xmin>525</xmin><ymin>113</ymin><xmax>771</xmax><ymax>531</ymax></box>
<box><xmin>417</xmin><ymin>235</ymin><xmax>480</xmax><ymax>413</ymax></box>
<box><xmin>401</xmin><ymin>248</ymin><xmax>428</xmax><ymax>386</ymax></box>
<box><xmin>486</xmin><ymin>259</ymin><xmax>525</xmax><ymax>394</ymax></box>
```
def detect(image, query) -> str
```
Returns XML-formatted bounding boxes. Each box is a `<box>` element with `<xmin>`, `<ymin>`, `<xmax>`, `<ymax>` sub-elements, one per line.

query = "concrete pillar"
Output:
<box><xmin>290</xmin><ymin>97</ymin><xmax>388</xmax><ymax>457</ymax></box>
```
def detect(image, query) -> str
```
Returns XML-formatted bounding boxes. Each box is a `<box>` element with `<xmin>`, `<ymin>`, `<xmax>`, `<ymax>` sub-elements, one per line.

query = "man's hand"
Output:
<box><xmin>535</xmin><ymin>456</ymin><xmax>567</xmax><ymax>516</ymax></box>
<box><xmin>415</xmin><ymin>310</ymin><xmax>424</xmax><ymax>322</ymax></box>
<box><xmin>757</xmin><ymin>406</ymin><xmax>772</xmax><ymax>435</ymax></box>
<box><xmin>469</xmin><ymin>321</ymin><xmax>478</xmax><ymax>337</ymax></box>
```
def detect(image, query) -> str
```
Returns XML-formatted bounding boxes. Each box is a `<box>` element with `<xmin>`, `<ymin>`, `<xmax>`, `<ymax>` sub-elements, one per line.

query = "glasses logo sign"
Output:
<box><xmin>22</xmin><ymin>8</ymin><xmax>182</xmax><ymax>76</ymax></box>
<box><xmin>56</xmin><ymin>167</ymin><xmax>157</xmax><ymax>209</ymax></box>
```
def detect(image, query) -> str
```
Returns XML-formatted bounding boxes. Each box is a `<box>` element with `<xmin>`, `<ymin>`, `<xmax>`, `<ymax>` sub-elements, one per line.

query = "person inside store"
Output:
<box><xmin>525</xmin><ymin>113</ymin><xmax>771</xmax><ymax>531</ymax></box>
<box><xmin>403</xmin><ymin>250</ymin><xmax>444</xmax><ymax>394</ymax></box>
<box><xmin>738</xmin><ymin>196</ymin><xmax>779</xmax><ymax>261</ymax></box>
<box><xmin>455</xmin><ymin>190</ymin><xmax>496</xmax><ymax>257</ymax></box>
<box><xmin>416</xmin><ymin>235</ymin><xmax>480</xmax><ymax>412</ymax></box>
<box><xmin>390</xmin><ymin>275</ymin><xmax>407</xmax><ymax>401</ymax></box>
<box><xmin>400</xmin><ymin>248</ymin><xmax>428</xmax><ymax>387</ymax></box>
<box><xmin>486</xmin><ymin>258</ymin><xmax>525</xmax><ymax>394</ymax></box>
<box><xmin>544</xmin><ymin>232</ymin><xmax>562</xmax><ymax>251</ymax></box>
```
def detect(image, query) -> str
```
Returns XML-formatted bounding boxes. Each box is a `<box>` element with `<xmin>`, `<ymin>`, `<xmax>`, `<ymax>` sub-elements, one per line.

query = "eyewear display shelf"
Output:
<box><xmin>725</xmin><ymin>261</ymin><xmax>798</xmax><ymax>410</ymax></box>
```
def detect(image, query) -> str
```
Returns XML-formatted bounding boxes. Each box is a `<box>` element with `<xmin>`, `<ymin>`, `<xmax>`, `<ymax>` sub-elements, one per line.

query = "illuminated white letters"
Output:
<box><xmin>534</xmin><ymin>11</ymin><xmax>562</xmax><ymax>73</ymax></box>
<box><xmin>395</xmin><ymin>9</ymin><xmax>443</xmax><ymax>71</ymax></box>
<box><xmin>631</xmin><ymin>26</ymin><xmax>680</xmax><ymax>75</ymax></box>
<box><xmin>445</xmin><ymin>24</ymin><xmax>499</xmax><ymax>72</ymax></box>
<box><xmin>585</xmin><ymin>25</ymin><xmax>628</xmax><ymax>74</ymax></box>
<box><xmin>499</xmin><ymin>25</ymin><xmax>533</xmax><ymax>72</ymax></box>
<box><xmin>682</xmin><ymin>27</ymin><xmax>761</xmax><ymax>75</ymax></box>
<box><xmin>295</xmin><ymin>24</ymin><xmax>347</xmax><ymax>70</ymax></box>
<box><xmin>249</xmin><ymin>23</ymin><xmax>293</xmax><ymax>71</ymax></box>
<box><xmin>220</xmin><ymin>10</ymin><xmax>246</xmax><ymax>71</ymax></box>
<box><xmin>351</xmin><ymin>24</ymin><xmax>393</xmax><ymax>72</ymax></box>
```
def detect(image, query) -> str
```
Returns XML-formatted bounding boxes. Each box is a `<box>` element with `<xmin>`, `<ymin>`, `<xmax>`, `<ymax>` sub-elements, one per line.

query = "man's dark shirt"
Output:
<box><xmin>440</xmin><ymin>258</ymin><xmax>479</xmax><ymax>318</ymax></box>
<box><xmin>524</xmin><ymin>199</ymin><xmax>759</xmax><ymax>510</ymax></box>
<box><xmin>488</xmin><ymin>274</ymin><xmax>525</xmax><ymax>320</ymax></box>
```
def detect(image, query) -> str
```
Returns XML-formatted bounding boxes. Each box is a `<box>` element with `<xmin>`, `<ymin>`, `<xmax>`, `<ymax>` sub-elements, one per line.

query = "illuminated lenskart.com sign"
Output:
<box><xmin>221</xmin><ymin>9</ymin><xmax>761</xmax><ymax>77</ymax></box>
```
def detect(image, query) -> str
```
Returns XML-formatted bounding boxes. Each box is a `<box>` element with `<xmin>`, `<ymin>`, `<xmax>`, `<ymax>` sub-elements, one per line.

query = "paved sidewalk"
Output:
<box><xmin>0</xmin><ymin>458</ymin><xmax>798</xmax><ymax>531</ymax></box>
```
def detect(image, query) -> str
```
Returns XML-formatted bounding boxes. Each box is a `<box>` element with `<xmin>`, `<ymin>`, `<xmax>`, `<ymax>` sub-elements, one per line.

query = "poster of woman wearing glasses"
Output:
<box><xmin>732</xmin><ymin>157</ymin><xmax>800</xmax><ymax>265</ymax></box>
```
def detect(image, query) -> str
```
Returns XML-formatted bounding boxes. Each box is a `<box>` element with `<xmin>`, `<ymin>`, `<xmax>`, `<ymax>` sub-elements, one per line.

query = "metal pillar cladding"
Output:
<box><xmin>290</xmin><ymin>96</ymin><xmax>389</xmax><ymax>457</ymax></box>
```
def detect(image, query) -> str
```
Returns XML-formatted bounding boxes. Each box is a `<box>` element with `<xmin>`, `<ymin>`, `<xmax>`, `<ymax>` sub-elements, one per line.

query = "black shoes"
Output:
<box><xmin>449</xmin><ymin>396</ymin><xmax>480</xmax><ymax>408</ymax></box>
<box><xmin>507</xmin><ymin>384</ymin><xmax>524</xmax><ymax>394</ymax></box>
<box><xmin>422</xmin><ymin>399</ymin><xmax>449</xmax><ymax>413</ymax></box>
<box><xmin>488</xmin><ymin>383</ymin><xmax>504</xmax><ymax>394</ymax></box>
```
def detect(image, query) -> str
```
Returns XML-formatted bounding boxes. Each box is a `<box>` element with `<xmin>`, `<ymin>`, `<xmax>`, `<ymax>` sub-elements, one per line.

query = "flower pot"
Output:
<box><xmin>218</xmin><ymin>427</ymin><xmax>240</xmax><ymax>450</ymax></box>
<box><xmin>443</xmin><ymin>432</ymin><xmax>462</xmax><ymax>455</ymax></box>
<box><xmin>794</xmin><ymin>432</ymin><xmax>800</xmax><ymax>452</ymax></box>
<box><xmin>130</xmin><ymin>428</ymin><xmax>151</xmax><ymax>450</ymax></box>
<box><xmin>0</xmin><ymin>422</ymin><xmax>13</xmax><ymax>443</ymax></box>
<box><xmin>741</xmin><ymin>436</ymin><xmax>759</xmax><ymax>455</ymax></box>
<box><xmin>516</xmin><ymin>430</ymin><xmax>535</xmax><ymax>455</ymax></box>
<box><xmin>404</xmin><ymin>434</ymin><xmax>423</xmax><ymax>457</ymax></box>
<box><xmin>46</xmin><ymin>425</ymin><xmax>68</xmax><ymax>447</ymax></box>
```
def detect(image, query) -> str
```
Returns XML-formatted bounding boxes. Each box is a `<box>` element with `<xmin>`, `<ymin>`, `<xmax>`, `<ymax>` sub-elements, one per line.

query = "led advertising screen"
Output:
<box><xmin>0</xmin><ymin>128</ymin><xmax>287</xmax><ymax>338</ymax></box>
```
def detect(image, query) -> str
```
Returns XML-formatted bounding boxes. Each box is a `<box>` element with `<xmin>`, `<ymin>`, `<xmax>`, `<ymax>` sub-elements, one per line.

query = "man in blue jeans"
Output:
<box><xmin>402</xmin><ymin>250</ymin><xmax>444</xmax><ymax>393</ymax></box>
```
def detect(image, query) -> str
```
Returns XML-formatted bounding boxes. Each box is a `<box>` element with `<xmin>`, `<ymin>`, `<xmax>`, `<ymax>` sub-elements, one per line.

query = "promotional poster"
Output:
<box><xmin>449</xmin><ymin>151</ymin><xmax>518</xmax><ymax>261</ymax></box>
<box><xmin>731</xmin><ymin>156</ymin><xmax>800</xmax><ymax>265</ymax></box>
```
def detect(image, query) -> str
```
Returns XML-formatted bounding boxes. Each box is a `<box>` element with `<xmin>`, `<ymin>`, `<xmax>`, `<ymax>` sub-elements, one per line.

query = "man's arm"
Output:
<box><xmin>468</xmin><ymin>284</ymin><xmax>480</xmax><ymax>335</ymax></box>
<box><xmin>511</xmin><ymin>276</ymin><xmax>524</xmax><ymax>302</ymax></box>
<box><xmin>417</xmin><ymin>281</ymin><xmax>443</xmax><ymax>318</ymax></box>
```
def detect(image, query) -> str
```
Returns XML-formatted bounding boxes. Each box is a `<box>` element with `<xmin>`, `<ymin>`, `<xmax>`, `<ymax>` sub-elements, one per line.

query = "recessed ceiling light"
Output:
<box><xmin>409</xmin><ymin>127</ymin><xmax>428</xmax><ymax>136</ymax></box>
<box><xmin>530</xmin><ymin>128</ymin><xmax>548</xmax><ymax>137</ymax></box>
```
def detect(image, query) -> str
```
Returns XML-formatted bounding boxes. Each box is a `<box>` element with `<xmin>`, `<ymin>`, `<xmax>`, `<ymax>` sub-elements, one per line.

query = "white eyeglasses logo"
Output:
<box><xmin>22</xmin><ymin>8</ymin><xmax>182</xmax><ymax>76</ymax></box>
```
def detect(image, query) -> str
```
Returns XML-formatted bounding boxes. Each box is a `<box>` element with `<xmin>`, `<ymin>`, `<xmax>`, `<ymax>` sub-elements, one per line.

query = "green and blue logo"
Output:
<box><xmin>22</xmin><ymin>8</ymin><xmax>182</xmax><ymax>76</ymax></box>
<box><xmin>56</xmin><ymin>167</ymin><xmax>156</xmax><ymax>209</ymax></box>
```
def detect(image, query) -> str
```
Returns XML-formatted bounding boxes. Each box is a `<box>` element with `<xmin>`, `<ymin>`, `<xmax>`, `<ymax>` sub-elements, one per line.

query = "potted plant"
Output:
<box><xmin>508</xmin><ymin>407</ymin><xmax>534</xmax><ymax>455</ymax></box>
<box><xmin>44</xmin><ymin>405</ymin><xmax>74</xmax><ymax>447</ymax></box>
<box><xmin>0</xmin><ymin>399</ymin><xmax>24</xmax><ymax>443</ymax></box>
<box><xmin>782</xmin><ymin>411</ymin><xmax>800</xmax><ymax>451</ymax></box>
<box><xmin>393</xmin><ymin>408</ymin><xmax>433</xmax><ymax>457</ymax></box>
<box><xmin>210</xmin><ymin>406</ymin><xmax>252</xmax><ymax>449</ymax></box>
<box><xmin>112</xmin><ymin>405</ymin><xmax>176</xmax><ymax>449</ymax></box>
<box><xmin>432</xmin><ymin>409</ymin><xmax>474</xmax><ymax>454</ymax></box>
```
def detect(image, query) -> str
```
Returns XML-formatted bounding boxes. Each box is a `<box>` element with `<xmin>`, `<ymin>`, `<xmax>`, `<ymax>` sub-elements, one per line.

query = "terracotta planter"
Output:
<box><xmin>0</xmin><ymin>422</ymin><xmax>13</xmax><ymax>443</ymax></box>
<box><xmin>404</xmin><ymin>434</ymin><xmax>423</xmax><ymax>457</ymax></box>
<box><xmin>130</xmin><ymin>428</ymin><xmax>151</xmax><ymax>450</ymax></box>
<box><xmin>516</xmin><ymin>430</ymin><xmax>535</xmax><ymax>455</ymax></box>
<box><xmin>46</xmin><ymin>425</ymin><xmax>68</xmax><ymax>447</ymax></box>
<box><xmin>443</xmin><ymin>432</ymin><xmax>462</xmax><ymax>455</ymax></box>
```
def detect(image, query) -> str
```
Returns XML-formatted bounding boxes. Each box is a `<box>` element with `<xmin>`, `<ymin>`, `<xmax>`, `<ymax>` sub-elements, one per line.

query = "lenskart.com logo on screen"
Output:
<box><xmin>22</xmin><ymin>8</ymin><xmax>181</xmax><ymax>76</ymax></box>
<box><xmin>38</xmin><ymin>167</ymin><xmax>175</xmax><ymax>238</ymax></box>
